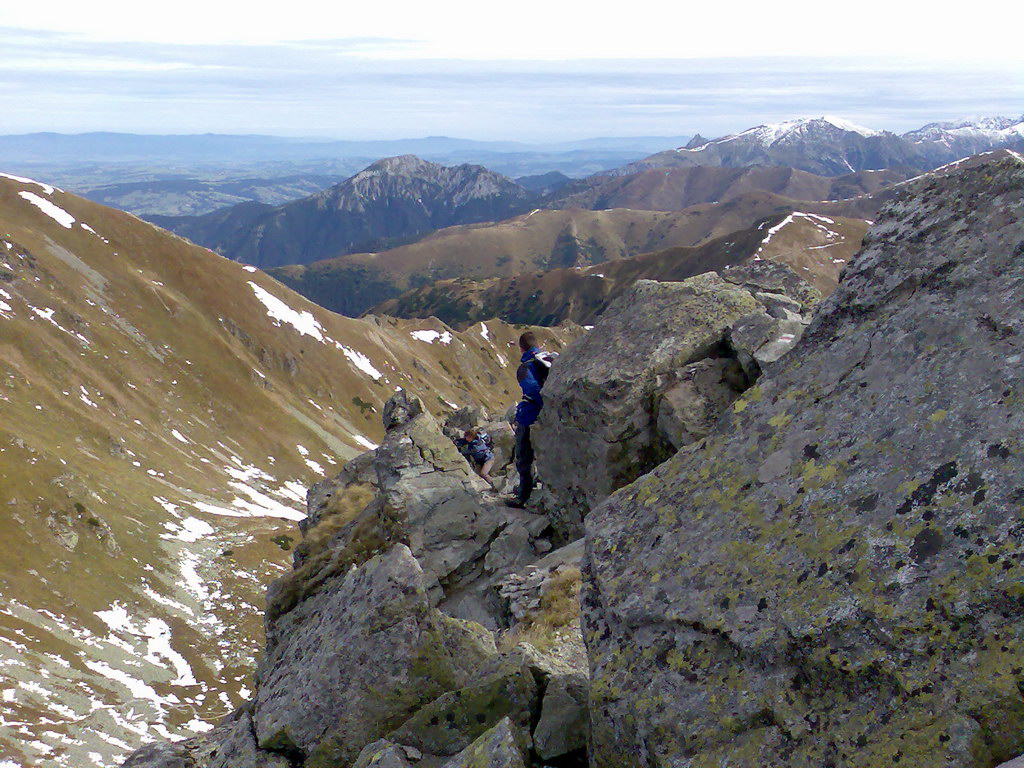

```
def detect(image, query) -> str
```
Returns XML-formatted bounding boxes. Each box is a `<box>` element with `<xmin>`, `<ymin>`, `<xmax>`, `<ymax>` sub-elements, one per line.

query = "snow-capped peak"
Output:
<box><xmin>904</xmin><ymin>116</ymin><xmax>1024</xmax><ymax>144</ymax></box>
<box><xmin>682</xmin><ymin>116</ymin><xmax>882</xmax><ymax>152</ymax></box>
<box><xmin>820</xmin><ymin>115</ymin><xmax>882</xmax><ymax>136</ymax></box>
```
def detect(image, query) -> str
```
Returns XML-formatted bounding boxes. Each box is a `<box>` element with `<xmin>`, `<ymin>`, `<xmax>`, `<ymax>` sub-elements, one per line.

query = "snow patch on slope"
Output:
<box><xmin>334</xmin><ymin>343</ymin><xmax>383</xmax><ymax>379</ymax></box>
<box><xmin>248</xmin><ymin>282</ymin><xmax>324</xmax><ymax>341</ymax></box>
<box><xmin>0</xmin><ymin>172</ymin><xmax>56</xmax><ymax>194</ymax></box>
<box><xmin>411</xmin><ymin>329</ymin><xmax>453</xmax><ymax>345</ymax></box>
<box><xmin>18</xmin><ymin>192</ymin><xmax>75</xmax><ymax>228</ymax></box>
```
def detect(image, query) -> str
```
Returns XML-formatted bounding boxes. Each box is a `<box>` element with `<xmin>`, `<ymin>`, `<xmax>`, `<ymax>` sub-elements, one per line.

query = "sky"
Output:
<box><xmin>1</xmin><ymin>0</ymin><xmax>1022</xmax><ymax>140</ymax></box>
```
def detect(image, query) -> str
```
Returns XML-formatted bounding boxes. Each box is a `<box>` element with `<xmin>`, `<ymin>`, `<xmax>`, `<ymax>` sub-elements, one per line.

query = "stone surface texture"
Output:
<box><xmin>533</xmin><ymin>671</ymin><xmax>589</xmax><ymax>760</ymax></box>
<box><xmin>535</xmin><ymin>266</ymin><xmax>819</xmax><ymax>538</ymax></box>
<box><xmin>439</xmin><ymin>718</ymin><xmax>528</xmax><ymax>768</ymax></box>
<box><xmin>583</xmin><ymin>157</ymin><xmax>1024</xmax><ymax>767</ymax></box>
<box><xmin>255</xmin><ymin>544</ymin><xmax>496</xmax><ymax>766</ymax></box>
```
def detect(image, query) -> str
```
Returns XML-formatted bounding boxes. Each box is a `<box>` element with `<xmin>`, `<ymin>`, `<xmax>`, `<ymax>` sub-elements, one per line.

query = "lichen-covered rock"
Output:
<box><xmin>196</xmin><ymin>705</ymin><xmax>292</xmax><ymax>768</ymax></box>
<box><xmin>533</xmin><ymin>671</ymin><xmax>589</xmax><ymax>760</ymax></box>
<box><xmin>387</xmin><ymin>655</ymin><xmax>539</xmax><ymax>757</ymax></box>
<box><xmin>584</xmin><ymin>157</ymin><xmax>1024</xmax><ymax>767</ymax></box>
<box><xmin>351</xmin><ymin>739</ymin><xmax>416</xmax><ymax>768</ymax></box>
<box><xmin>272</xmin><ymin>391</ymin><xmax>540</xmax><ymax>627</ymax></box>
<box><xmin>536</xmin><ymin>269</ymin><xmax>816</xmax><ymax>538</ymax></box>
<box><xmin>383</xmin><ymin>387</ymin><xmax>424</xmax><ymax>430</ymax></box>
<box><xmin>439</xmin><ymin>717</ymin><xmax>528</xmax><ymax>768</ymax></box>
<box><xmin>720</xmin><ymin>259</ymin><xmax>822</xmax><ymax>313</ymax></box>
<box><xmin>254</xmin><ymin>544</ymin><xmax>496</xmax><ymax>766</ymax></box>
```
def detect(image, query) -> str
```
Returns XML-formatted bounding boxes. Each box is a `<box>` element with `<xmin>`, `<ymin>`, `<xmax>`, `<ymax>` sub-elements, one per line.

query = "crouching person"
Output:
<box><xmin>456</xmin><ymin>428</ymin><xmax>495</xmax><ymax>484</ymax></box>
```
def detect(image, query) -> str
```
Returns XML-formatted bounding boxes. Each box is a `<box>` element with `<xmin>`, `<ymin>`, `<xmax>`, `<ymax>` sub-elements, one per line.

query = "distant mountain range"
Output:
<box><xmin>0</xmin><ymin>132</ymin><xmax>693</xmax><ymax>165</ymax></box>
<box><xmin>547</xmin><ymin>164</ymin><xmax>911</xmax><ymax>212</ymax></box>
<box><xmin>143</xmin><ymin>115</ymin><xmax>1024</xmax><ymax>278</ymax></box>
<box><xmin>624</xmin><ymin>115</ymin><xmax>1024</xmax><ymax>176</ymax></box>
<box><xmin>266</xmin><ymin>184</ymin><xmax>887</xmax><ymax>317</ymax></box>
<box><xmin>153</xmin><ymin>156</ymin><xmax>536</xmax><ymax>269</ymax></box>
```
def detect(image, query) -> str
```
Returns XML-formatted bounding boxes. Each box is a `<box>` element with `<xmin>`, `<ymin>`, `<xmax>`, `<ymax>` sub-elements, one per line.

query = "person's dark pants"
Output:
<box><xmin>514</xmin><ymin>422</ymin><xmax>535</xmax><ymax>503</ymax></box>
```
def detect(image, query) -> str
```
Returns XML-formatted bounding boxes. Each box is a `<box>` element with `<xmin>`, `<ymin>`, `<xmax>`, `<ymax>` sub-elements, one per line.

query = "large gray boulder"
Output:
<box><xmin>254</xmin><ymin>544</ymin><xmax>496</xmax><ymax>766</ymax></box>
<box><xmin>533</xmin><ymin>671</ymin><xmax>589</xmax><ymax>760</ymax></box>
<box><xmin>275</xmin><ymin>390</ymin><xmax>545</xmax><ymax>628</ymax></box>
<box><xmin>535</xmin><ymin>266</ymin><xmax>818</xmax><ymax>539</ymax></box>
<box><xmin>584</xmin><ymin>156</ymin><xmax>1024</xmax><ymax>767</ymax></box>
<box><xmin>440</xmin><ymin>717</ymin><xmax>528</xmax><ymax>768</ymax></box>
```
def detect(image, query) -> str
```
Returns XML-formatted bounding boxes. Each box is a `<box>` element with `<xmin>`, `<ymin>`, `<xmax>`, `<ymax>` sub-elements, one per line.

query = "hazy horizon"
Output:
<box><xmin>3</xmin><ymin>15</ymin><xmax>1022</xmax><ymax>142</ymax></box>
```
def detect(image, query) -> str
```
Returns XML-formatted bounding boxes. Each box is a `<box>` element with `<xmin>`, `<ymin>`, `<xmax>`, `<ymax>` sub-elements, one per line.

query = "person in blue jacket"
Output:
<box><xmin>455</xmin><ymin>428</ymin><xmax>495</xmax><ymax>484</ymax></box>
<box><xmin>506</xmin><ymin>331</ymin><xmax>555</xmax><ymax>508</ymax></box>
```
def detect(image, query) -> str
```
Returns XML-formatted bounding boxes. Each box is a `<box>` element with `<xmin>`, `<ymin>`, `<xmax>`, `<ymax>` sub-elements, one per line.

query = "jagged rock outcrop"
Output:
<box><xmin>120</xmin><ymin>705</ymin><xmax>292</xmax><ymax>768</ymax></box>
<box><xmin>124</xmin><ymin>389</ymin><xmax>588</xmax><ymax>768</ymax></box>
<box><xmin>255</xmin><ymin>544</ymin><xmax>497</xmax><ymax>765</ymax></box>
<box><xmin>535</xmin><ymin>262</ymin><xmax>820</xmax><ymax>538</ymax></box>
<box><xmin>441</xmin><ymin>718</ymin><xmax>528</xmax><ymax>768</ymax></box>
<box><xmin>283</xmin><ymin>390</ymin><xmax>553</xmax><ymax>627</ymax></box>
<box><xmin>583</xmin><ymin>156</ymin><xmax>1024</xmax><ymax>766</ymax></box>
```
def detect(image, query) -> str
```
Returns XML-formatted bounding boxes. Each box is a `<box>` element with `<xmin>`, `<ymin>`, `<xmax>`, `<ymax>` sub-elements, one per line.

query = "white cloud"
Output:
<box><xmin>0</xmin><ymin>2</ymin><xmax>1021</xmax><ymax>62</ymax></box>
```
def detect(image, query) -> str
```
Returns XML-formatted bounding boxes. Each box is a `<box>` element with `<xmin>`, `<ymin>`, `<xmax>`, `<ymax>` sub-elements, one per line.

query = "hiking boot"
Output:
<box><xmin>502</xmin><ymin>496</ymin><xmax>526</xmax><ymax>509</ymax></box>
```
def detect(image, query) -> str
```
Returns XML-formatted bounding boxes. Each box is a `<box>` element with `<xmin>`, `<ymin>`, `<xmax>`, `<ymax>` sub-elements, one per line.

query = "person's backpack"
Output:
<box><xmin>531</xmin><ymin>351</ymin><xmax>559</xmax><ymax>389</ymax></box>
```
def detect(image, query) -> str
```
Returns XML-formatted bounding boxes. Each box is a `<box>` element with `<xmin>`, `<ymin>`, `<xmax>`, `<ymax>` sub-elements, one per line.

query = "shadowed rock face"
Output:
<box><xmin>583</xmin><ymin>156</ymin><xmax>1024</xmax><ymax>767</ymax></box>
<box><xmin>534</xmin><ymin>263</ymin><xmax>820</xmax><ymax>540</ymax></box>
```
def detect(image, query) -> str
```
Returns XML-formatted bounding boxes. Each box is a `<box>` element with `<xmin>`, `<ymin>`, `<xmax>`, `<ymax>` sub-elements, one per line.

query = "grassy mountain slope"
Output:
<box><xmin>546</xmin><ymin>164</ymin><xmax>911</xmax><ymax>212</ymax></box>
<box><xmin>271</xmin><ymin>191</ymin><xmax>882</xmax><ymax>317</ymax></box>
<box><xmin>0</xmin><ymin>173</ymin><xmax>580</xmax><ymax>768</ymax></box>
<box><xmin>372</xmin><ymin>212</ymin><xmax>869</xmax><ymax>327</ymax></box>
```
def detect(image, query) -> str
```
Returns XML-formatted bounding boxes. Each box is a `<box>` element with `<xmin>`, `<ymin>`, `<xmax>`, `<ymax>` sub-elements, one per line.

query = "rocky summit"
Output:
<box><xmin>583</xmin><ymin>156</ymin><xmax>1024</xmax><ymax>766</ymax></box>
<box><xmin>158</xmin><ymin>155</ymin><xmax>534</xmax><ymax>269</ymax></box>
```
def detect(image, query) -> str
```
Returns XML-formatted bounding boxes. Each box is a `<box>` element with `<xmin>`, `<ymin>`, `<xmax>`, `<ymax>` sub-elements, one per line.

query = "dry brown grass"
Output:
<box><xmin>297</xmin><ymin>482</ymin><xmax>377</xmax><ymax>561</ymax></box>
<box><xmin>499</xmin><ymin>566</ymin><xmax>582</xmax><ymax>652</ymax></box>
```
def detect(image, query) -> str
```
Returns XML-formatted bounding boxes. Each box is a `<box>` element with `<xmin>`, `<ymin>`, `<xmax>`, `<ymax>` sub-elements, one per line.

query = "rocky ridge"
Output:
<box><xmin>582</xmin><ymin>155</ymin><xmax>1024</xmax><ymax>765</ymax></box>
<box><xmin>121</xmin><ymin>219</ymin><xmax>827</xmax><ymax>768</ymax></box>
<box><xmin>0</xmin><ymin>172</ymin><xmax>581</xmax><ymax>768</ymax></box>
<box><xmin>123</xmin><ymin>154</ymin><xmax>1024</xmax><ymax>768</ymax></box>
<box><xmin>125</xmin><ymin>389</ymin><xmax>591</xmax><ymax>768</ymax></box>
